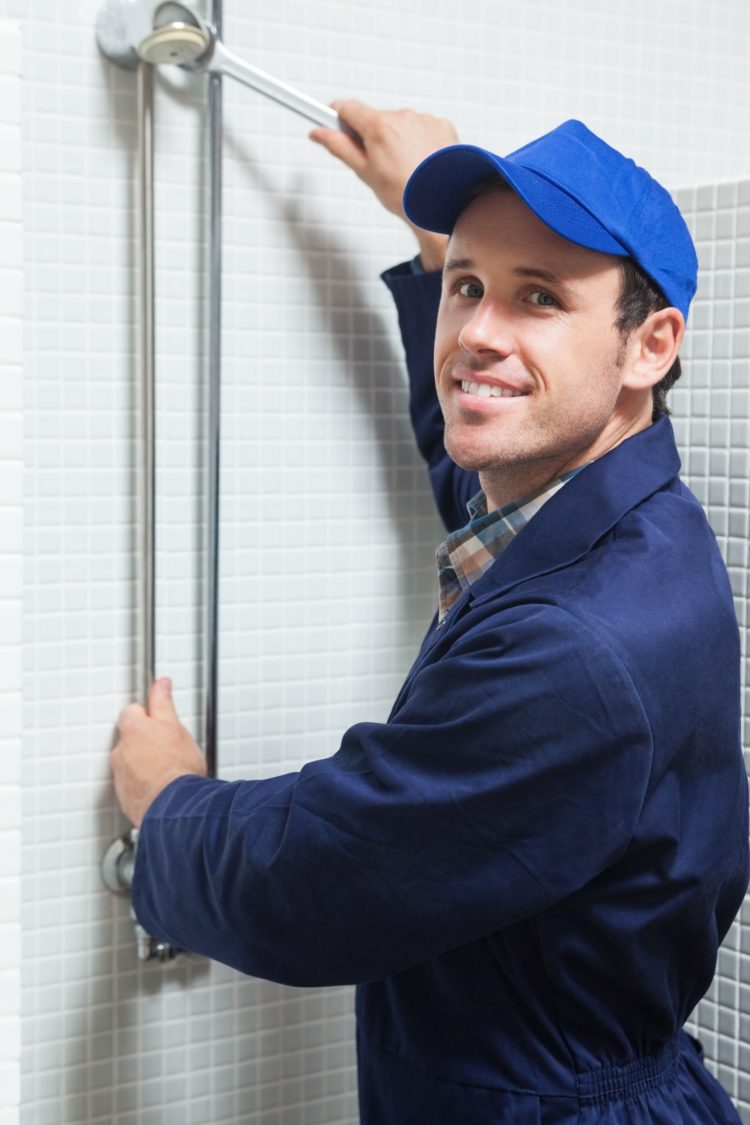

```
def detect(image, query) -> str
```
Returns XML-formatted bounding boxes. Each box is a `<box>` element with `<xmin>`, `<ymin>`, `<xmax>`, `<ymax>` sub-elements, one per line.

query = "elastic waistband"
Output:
<box><xmin>576</xmin><ymin>1037</ymin><xmax>681</xmax><ymax>1106</ymax></box>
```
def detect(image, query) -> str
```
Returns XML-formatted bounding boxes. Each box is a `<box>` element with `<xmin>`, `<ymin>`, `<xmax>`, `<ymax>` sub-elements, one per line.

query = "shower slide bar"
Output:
<box><xmin>97</xmin><ymin>0</ymin><xmax>352</xmax><ymax>960</ymax></box>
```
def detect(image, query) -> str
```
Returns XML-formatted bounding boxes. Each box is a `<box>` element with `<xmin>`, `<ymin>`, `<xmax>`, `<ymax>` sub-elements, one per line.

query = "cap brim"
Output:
<box><xmin>403</xmin><ymin>145</ymin><xmax>628</xmax><ymax>258</ymax></box>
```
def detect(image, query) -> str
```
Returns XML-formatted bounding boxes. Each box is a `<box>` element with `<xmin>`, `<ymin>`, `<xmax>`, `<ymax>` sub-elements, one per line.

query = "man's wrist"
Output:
<box><xmin>136</xmin><ymin>768</ymin><xmax>200</xmax><ymax>827</ymax></box>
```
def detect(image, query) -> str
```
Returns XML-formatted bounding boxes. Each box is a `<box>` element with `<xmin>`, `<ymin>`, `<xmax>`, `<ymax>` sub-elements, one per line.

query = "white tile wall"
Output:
<box><xmin>3</xmin><ymin>0</ymin><xmax>750</xmax><ymax>1122</ymax></box>
<box><xmin>675</xmin><ymin>180</ymin><xmax>750</xmax><ymax>1123</ymax></box>
<box><xmin>0</xmin><ymin>20</ymin><xmax>22</xmax><ymax>1125</ymax></box>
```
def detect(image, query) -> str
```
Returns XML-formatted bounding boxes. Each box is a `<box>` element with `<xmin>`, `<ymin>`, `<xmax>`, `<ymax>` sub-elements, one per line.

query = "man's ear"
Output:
<box><xmin>622</xmin><ymin>307</ymin><xmax>685</xmax><ymax>390</ymax></box>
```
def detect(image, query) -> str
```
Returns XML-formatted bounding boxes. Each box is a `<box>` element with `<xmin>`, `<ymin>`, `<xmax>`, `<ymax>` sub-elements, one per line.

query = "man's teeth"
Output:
<box><xmin>461</xmin><ymin>380</ymin><xmax>526</xmax><ymax>398</ymax></box>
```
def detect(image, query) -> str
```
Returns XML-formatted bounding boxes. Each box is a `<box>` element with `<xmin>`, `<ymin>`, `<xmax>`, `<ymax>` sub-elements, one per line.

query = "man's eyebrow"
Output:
<box><xmin>442</xmin><ymin>260</ymin><xmax>574</xmax><ymax>289</ymax></box>
<box><xmin>443</xmin><ymin>257</ymin><xmax>475</xmax><ymax>274</ymax></box>
<box><xmin>512</xmin><ymin>266</ymin><xmax>567</xmax><ymax>286</ymax></box>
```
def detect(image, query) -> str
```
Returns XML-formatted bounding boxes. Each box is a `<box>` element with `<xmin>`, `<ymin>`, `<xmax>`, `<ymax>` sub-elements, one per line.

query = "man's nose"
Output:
<box><xmin>457</xmin><ymin>302</ymin><xmax>514</xmax><ymax>358</ymax></box>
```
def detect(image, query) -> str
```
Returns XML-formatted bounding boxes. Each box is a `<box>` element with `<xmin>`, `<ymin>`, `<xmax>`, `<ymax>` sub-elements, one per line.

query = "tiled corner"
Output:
<box><xmin>675</xmin><ymin>180</ymin><xmax>750</xmax><ymax>1114</ymax></box>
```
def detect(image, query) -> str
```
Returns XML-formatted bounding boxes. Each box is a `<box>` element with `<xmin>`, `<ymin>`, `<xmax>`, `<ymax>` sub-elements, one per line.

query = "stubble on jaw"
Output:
<box><xmin>443</xmin><ymin>347</ymin><xmax>629</xmax><ymax>510</ymax></box>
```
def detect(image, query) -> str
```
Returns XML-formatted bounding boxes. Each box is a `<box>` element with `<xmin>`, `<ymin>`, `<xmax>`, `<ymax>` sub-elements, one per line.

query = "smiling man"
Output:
<box><xmin>113</xmin><ymin>109</ymin><xmax>748</xmax><ymax>1123</ymax></box>
<box><xmin>434</xmin><ymin>185</ymin><xmax>681</xmax><ymax>509</ymax></box>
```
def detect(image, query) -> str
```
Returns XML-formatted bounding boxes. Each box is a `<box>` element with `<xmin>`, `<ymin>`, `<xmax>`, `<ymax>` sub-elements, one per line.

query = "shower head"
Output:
<box><xmin>96</xmin><ymin>0</ymin><xmax>356</xmax><ymax>138</ymax></box>
<box><xmin>137</xmin><ymin>21</ymin><xmax>210</xmax><ymax>65</ymax></box>
<box><xmin>137</xmin><ymin>2</ymin><xmax>212</xmax><ymax>65</ymax></box>
<box><xmin>96</xmin><ymin>0</ymin><xmax>213</xmax><ymax>70</ymax></box>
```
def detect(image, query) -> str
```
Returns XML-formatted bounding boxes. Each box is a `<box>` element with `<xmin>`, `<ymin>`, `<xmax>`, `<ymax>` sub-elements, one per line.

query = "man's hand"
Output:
<box><xmin>111</xmin><ymin>677</ymin><xmax>207</xmax><ymax>828</ymax></box>
<box><xmin>310</xmin><ymin>100</ymin><xmax>458</xmax><ymax>271</ymax></box>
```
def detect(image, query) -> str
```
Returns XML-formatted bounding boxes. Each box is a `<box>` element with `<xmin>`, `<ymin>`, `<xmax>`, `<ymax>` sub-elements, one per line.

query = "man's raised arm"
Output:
<box><xmin>310</xmin><ymin>102</ymin><xmax>480</xmax><ymax>531</ymax></box>
<box><xmin>310</xmin><ymin>99</ymin><xmax>453</xmax><ymax>271</ymax></box>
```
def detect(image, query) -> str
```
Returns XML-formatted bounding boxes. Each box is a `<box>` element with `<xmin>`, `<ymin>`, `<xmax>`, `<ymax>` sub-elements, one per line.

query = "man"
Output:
<box><xmin>113</xmin><ymin>103</ymin><xmax>749</xmax><ymax>1122</ymax></box>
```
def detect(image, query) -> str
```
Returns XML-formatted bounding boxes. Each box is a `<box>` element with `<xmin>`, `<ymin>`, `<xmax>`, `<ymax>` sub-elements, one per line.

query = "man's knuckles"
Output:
<box><xmin>117</xmin><ymin>702</ymin><xmax>145</xmax><ymax>730</ymax></box>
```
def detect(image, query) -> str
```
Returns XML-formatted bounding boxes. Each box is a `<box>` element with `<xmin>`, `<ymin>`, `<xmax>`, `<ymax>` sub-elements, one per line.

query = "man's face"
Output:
<box><xmin>434</xmin><ymin>189</ymin><xmax>645</xmax><ymax>505</ymax></box>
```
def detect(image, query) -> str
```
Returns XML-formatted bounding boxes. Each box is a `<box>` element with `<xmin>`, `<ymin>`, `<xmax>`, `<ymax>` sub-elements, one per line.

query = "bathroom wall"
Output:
<box><xmin>0</xmin><ymin>19</ymin><xmax>22</xmax><ymax>1125</ymax></box>
<box><xmin>3</xmin><ymin>0</ymin><xmax>750</xmax><ymax>1122</ymax></box>
<box><xmin>673</xmin><ymin>180</ymin><xmax>750</xmax><ymax>1117</ymax></box>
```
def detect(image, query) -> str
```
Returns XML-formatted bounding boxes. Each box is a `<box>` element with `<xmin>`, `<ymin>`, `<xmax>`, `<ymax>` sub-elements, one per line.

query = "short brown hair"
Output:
<box><xmin>615</xmin><ymin>258</ymin><xmax>681</xmax><ymax>420</ymax></box>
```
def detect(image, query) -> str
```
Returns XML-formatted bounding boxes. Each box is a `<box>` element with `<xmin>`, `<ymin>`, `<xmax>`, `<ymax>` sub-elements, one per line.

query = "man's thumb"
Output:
<box><xmin>148</xmin><ymin>677</ymin><xmax>177</xmax><ymax>720</ymax></box>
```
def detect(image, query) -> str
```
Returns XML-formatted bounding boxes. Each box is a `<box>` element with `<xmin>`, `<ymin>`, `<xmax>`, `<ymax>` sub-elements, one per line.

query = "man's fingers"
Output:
<box><xmin>147</xmin><ymin>676</ymin><xmax>178</xmax><ymax>722</ymax></box>
<box><xmin>310</xmin><ymin>126</ymin><xmax>367</xmax><ymax>175</ymax></box>
<box><xmin>116</xmin><ymin>679</ymin><xmax>178</xmax><ymax>736</ymax></box>
<box><xmin>330</xmin><ymin>98</ymin><xmax>379</xmax><ymax>134</ymax></box>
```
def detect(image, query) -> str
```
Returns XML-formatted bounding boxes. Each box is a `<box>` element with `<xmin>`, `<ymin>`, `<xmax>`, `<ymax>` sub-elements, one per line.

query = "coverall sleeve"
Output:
<box><xmin>381</xmin><ymin>263</ymin><xmax>479</xmax><ymax>531</ymax></box>
<box><xmin>132</xmin><ymin>604</ymin><xmax>653</xmax><ymax>987</ymax></box>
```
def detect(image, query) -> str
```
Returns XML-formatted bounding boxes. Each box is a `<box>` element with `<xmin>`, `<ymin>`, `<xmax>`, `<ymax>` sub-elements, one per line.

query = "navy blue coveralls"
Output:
<box><xmin>134</xmin><ymin>263</ymin><xmax>749</xmax><ymax>1122</ymax></box>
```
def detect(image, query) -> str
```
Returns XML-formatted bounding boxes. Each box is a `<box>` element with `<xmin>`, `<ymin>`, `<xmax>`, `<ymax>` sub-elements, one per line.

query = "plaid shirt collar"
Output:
<box><xmin>436</xmin><ymin>467</ymin><xmax>586</xmax><ymax>624</ymax></box>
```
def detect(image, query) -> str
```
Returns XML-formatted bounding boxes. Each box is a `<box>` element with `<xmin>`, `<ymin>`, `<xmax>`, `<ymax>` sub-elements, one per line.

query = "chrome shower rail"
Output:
<box><xmin>204</xmin><ymin>2</ymin><xmax>222</xmax><ymax>778</ymax></box>
<box><xmin>101</xmin><ymin>56</ymin><xmax>181</xmax><ymax>962</ymax></box>
<box><xmin>96</xmin><ymin>0</ymin><xmax>353</xmax><ymax>780</ymax></box>
<box><xmin>96</xmin><ymin>0</ymin><xmax>352</xmax><ymax>957</ymax></box>
<box><xmin>137</xmin><ymin>60</ymin><xmax>156</xmax><ymax>704</ymax></box>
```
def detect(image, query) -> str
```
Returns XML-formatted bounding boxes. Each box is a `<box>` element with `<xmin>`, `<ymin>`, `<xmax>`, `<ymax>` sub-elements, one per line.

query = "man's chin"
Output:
<box><xmin>444</xmin><ymin>438</ymin><xmax>508</xmax><ymax>474</ymax></box>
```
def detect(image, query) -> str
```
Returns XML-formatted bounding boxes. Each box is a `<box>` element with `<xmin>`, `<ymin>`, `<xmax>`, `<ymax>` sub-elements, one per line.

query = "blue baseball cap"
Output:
<box><xmin>403</xmin><ymin>120</ymin><xmax>697</xmax><ymax>320</ymax></box>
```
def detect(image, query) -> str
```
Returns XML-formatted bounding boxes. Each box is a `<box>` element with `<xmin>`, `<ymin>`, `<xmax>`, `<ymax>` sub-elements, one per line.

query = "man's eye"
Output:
<box><xmin>529</xmin><ymin>290</ymin><xmax>558</xmax><ymax>307</ymax></box>
<box><xmin>457</xmin><ymin>281</ymin><xmax>483</xmax><ymax>299</ymax></box>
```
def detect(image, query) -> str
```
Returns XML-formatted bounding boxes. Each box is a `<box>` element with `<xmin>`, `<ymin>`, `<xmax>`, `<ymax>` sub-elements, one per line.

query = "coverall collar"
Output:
<box><xmin>467</xmin><ymin>412</ymin><xmax>683</xmax><ymax>605</ymax></box>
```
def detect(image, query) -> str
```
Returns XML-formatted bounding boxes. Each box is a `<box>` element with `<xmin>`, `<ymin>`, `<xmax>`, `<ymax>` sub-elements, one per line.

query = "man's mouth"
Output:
<box><xmin>460</xmin><ymin>380</ymin><xmax>529</xmax><ymax>399</ymax></box>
